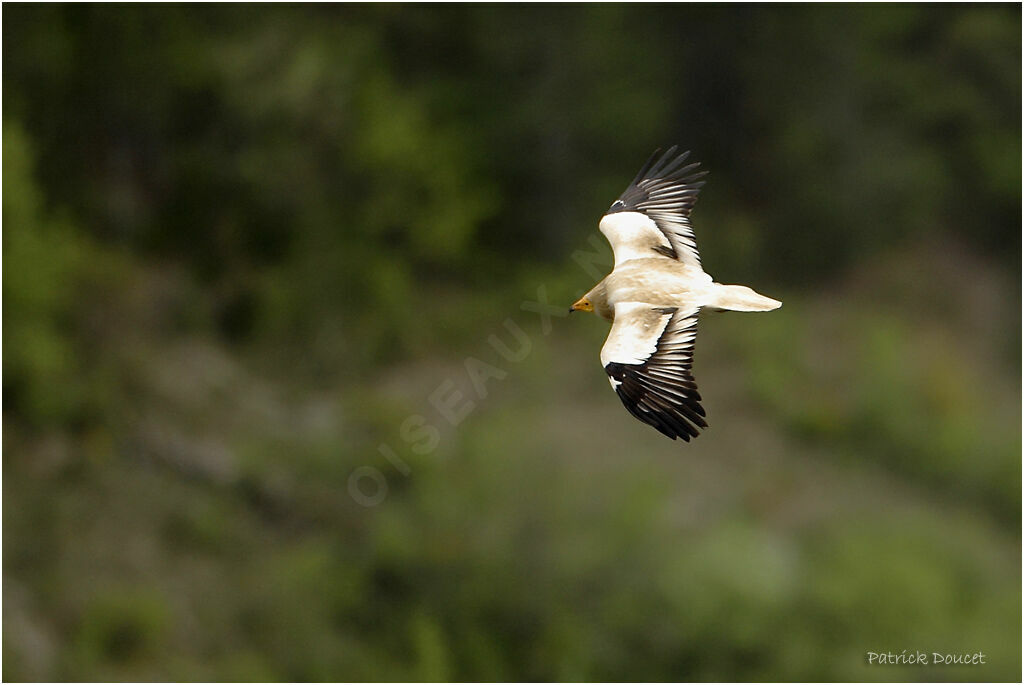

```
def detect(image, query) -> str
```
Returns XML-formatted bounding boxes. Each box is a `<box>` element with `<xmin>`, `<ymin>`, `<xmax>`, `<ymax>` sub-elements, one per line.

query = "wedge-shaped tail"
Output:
<box><xmin>706</xmin><ymin>284</ymin><xmax>782</xmax><ymax>312</ymax></box>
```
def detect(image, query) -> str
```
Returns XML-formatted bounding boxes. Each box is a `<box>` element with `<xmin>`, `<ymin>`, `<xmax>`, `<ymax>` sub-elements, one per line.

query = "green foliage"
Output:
<box><xmin>2</xmin><ymin>4</ymin><xmax>1020</xmax><ymax>682</ymax></box>
<box><xmin>2</xmin><ymin>122</ymin><xmax>129</xmax><ymax>426</ymax></box>
<box><xmin>720</xmin><ymin>252</ymin><xmax>1021</xmax><ymax>522</ymax></box>
<box><xmin>70</xmin><ymin>589</ymin><xmax>171</xmax><ymax>678</ymax></box>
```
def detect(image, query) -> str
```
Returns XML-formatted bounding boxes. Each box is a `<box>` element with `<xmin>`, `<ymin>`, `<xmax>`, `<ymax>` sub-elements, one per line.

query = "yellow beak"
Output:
<box><xmin>569</xmin><ymin>297</ymin><xmax>593</xmax><ymax>313</ymax></box>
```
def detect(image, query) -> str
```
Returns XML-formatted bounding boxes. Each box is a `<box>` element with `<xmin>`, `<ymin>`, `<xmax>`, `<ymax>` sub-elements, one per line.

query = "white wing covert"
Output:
<box><xmin>599</xmin><ymin>146</ymin><xmax>707</xmax><ymax>267</ymax></box>
<box><xmin>600</xmin><ymin>303</ymin><xmax>706</xmax><ymax>441</ymax></box>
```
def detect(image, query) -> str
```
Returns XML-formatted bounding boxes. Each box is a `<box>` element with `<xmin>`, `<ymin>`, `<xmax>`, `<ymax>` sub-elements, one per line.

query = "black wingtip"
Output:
<box><xmin>633</xmin><ymin>146</ymin><xmax>701</xmax><ymax>185</ymax></box>
<box><xmin>608</xmin><ymin>145</ymin><xmax>707</xmax><ymax>265</ymax></box>
<box><xmin>631</xmin><ymin>147</ymin><xmax>664</xmax><ymax>185</ymax></box>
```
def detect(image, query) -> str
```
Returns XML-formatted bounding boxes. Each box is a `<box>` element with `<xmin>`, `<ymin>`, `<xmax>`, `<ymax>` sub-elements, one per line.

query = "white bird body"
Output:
<box><xmin>593</xmin><ymin>257</ymin><xmax>713</xmax><ymax>314</ymax></box>
<box><xmin>570</xmin><ymin>147</ymin><xmax>781</xmax><ymax>441</ymax></box>
<box><xmin>588</xmin><ymin>255</ymin><xmax>779</xmax><ymax>318</ymax></box>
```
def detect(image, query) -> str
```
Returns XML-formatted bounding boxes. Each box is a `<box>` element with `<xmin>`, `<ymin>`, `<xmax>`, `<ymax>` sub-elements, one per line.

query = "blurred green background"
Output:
<box><xmin>3</xmin><ymin>4</ymin><xmax>1021</xmax><ymax>682</ymax></box>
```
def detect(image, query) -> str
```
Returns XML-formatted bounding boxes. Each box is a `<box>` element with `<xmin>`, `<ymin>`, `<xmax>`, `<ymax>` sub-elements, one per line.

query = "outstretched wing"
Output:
<box><xmin>600</xmin><ymin>302</ymin><xmax>707</xmax><ymax>441</ymax></box>
<box><xmin>599</xmin><ymin>146</ymin><xmax>707</xmax><ymax>267</ymax></box>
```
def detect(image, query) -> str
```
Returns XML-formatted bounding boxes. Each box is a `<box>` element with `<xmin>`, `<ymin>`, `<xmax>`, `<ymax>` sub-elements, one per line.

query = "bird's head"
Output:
<box><xmin>569</xmin><ymin>296</ymin><xmax>594</xmax><ymax>314</ymax></box>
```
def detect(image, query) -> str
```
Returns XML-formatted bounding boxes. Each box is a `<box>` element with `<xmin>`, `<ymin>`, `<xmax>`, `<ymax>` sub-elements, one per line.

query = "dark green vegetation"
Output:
<box><xmin>3</xmin><ymin>4</ymin><xmax>1020</xmax><ymax>681</ymax></box>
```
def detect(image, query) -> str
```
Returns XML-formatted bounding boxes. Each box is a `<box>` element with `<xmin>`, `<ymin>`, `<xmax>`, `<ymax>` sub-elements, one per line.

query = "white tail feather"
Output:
<box><xmin>706</xmin><ymin>283</ymin><xmax>782</xmax><ymax>312</ymax></box>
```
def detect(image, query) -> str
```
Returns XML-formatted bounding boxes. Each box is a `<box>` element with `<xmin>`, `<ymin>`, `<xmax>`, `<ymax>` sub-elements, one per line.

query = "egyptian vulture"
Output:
<box><xmin>569</xmin><ymin>146</ymin><xmax>781</xmax><ymax>441</ymax></box>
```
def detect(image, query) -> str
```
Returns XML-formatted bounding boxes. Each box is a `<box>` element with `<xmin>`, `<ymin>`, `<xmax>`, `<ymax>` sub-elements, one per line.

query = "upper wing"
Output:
<box><xmin>599</xmin><ymin>146</ymin><xmax>707</xmax><ymax>267</ymax></box>
<box><xmin>600</xmin><ymin>302</ymin><xmax>707</xmax><ymax>441</ymax></box>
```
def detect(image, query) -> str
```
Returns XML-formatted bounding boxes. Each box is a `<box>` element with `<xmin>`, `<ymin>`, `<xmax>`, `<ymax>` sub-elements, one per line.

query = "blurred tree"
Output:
<box><xmin>4</xmin><ymin>5</ymin><xmax>1019</xmax><ymax>362</ymax></box>
<box><xmin>2</xmin><ymin>4</ymin><xmax>1020</xmax><ymax>682</ymax></box>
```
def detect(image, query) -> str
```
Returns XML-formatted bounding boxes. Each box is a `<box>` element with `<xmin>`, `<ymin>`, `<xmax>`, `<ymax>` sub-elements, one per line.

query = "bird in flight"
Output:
<box><xmin>569</xmin><ymin>147</ymin><xmax>781</xmax><ymax>441</ymax></box>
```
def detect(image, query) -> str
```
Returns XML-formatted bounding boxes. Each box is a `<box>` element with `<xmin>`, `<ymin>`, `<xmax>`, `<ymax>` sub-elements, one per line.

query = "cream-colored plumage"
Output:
<box><xmin>570</xmin><ymin>147</ymin><xmax>781</xmax><ymax>441</ymax></box>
